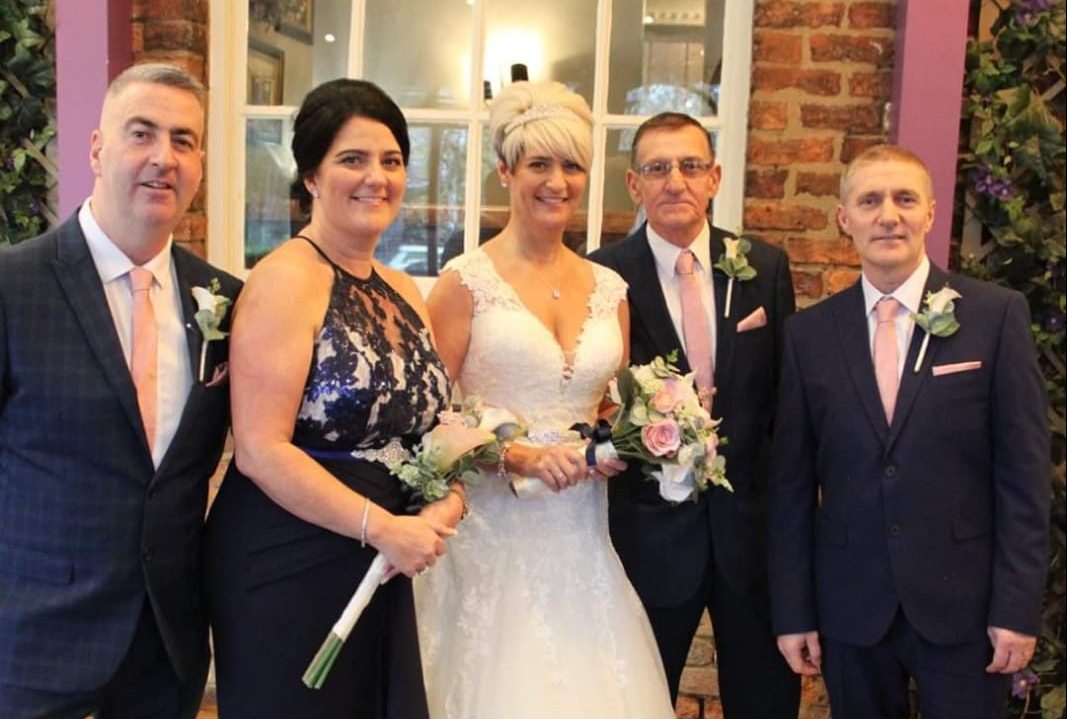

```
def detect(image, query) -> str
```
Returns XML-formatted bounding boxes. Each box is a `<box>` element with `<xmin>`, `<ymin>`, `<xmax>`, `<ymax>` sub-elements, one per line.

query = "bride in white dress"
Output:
<box><xmin>414</xmin><ymin>81</ymin><xmax>675</xmax><ymax>719</ymax></box>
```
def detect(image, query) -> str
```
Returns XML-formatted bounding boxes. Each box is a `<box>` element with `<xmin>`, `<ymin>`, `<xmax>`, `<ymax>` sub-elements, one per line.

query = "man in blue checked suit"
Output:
<box><xmin>769</xmin><ymin>145</ymin><xmax>1049</xmax><ymax>719</ymax></box>
<box><xmin>0</xmin><ymin>64</ymin><xmax>241</xmax><ymax>718</ymax></box>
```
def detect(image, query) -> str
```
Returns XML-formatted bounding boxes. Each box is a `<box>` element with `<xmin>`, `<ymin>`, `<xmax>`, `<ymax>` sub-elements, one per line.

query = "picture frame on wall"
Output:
<box><xmin>247</xmin><ymin>38</ymin><xmax>284</xmax><ymax>106</ymax></box>
<box><xmin>279</xmin><ymin>0</ymin><xmax>313</xmax><ymax>44</ymax></box>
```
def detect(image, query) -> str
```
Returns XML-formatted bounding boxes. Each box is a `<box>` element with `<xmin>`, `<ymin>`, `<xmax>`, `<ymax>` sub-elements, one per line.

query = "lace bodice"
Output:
<box><xmin>293</xmin><ymin>241</ymin><xmax>450</xmax><ymax>451</ymax></box>
<box><xmin>448</xmin><ymin>249</ymin><xmax>626</xmax><ymax>432</ymax></box>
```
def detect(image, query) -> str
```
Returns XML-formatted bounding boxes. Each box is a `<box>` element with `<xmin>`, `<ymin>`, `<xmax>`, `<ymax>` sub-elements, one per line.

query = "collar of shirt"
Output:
<box><xmin>861</xmin><ymin>254</ymin><xmax>930</xmax><ymax>317</ymax></box>
<box><xmin>79</xmin><ymin>200</ymin><xmax>175</xmax><ymax>288</ymax></box>
<box><xmin>646</xmin><ymin>220</ymin><xmax>713</xmax><ymax>281</ymax></box>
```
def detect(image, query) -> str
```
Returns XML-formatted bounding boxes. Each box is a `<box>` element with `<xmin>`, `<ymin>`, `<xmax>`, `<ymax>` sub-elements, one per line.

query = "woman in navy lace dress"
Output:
<box><xmin>205</xmin><ymin>79</ymin><xmax>458</xmax><ymax>718</ymax></box>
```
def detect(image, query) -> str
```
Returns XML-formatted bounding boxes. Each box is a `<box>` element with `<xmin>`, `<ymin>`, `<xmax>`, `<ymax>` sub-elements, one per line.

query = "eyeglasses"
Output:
<box><xmin>632</xmin><ymin>158</ymin><xmax>714</xmax><ymax>180</ymax></box>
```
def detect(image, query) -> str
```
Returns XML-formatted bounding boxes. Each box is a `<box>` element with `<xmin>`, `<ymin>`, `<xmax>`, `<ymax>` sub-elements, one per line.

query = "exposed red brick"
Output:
<box><xmin>675</xmin><ymin>695</ymin><xmax>701</xmax><ymax>719</ymax></box>
<box><xmin>753</xmin><ymin>67</ymin><xmax>841</xmax><ymax>96</ymax></box>
<box><xmin>144</xmin><ymin>21</ymin><xmax>207</xmax><ymax>53</ymax></box>
<box><xmin>131</xmin><ymin>51</ymin><xmax>205</xmax><ymax>82</ymax></box>
<box><xmin>748</xmin><ymin>136</ymin><xmax>836</xmax><ymax>165</ymax></box>
<box><xmin>132</xmin><ymin>21</ymin><xmax>144</xmax><ymax>54</ymax></box>
<box><xmin>786</xmin><ymin>236</ymin><xmax>860</xmax><ymax>264</ymax></box>
<box><xmin>792</xmin><ymin>269</ymin><xmax>825</xmax><ymax>301</ymax></box>
<box><xmin>849</xmin><ymin>2</ymin><xmax>895</xmax><ymax>29</ymax></box>
<box><xmin>841</xmin><ymin>135</ymin><xmax>887</xmax><ymax>162</ymax></box>
<box><xmin>747</xmin><ymin>169</ymin><xmax>789</xmax><ymax>199</ymax></box>
<box><xmin>754</xmin><ymin>1</ymin><xmax>845</xmax><ymax>29</ymax></box>
<box><xmin>137</xmin><ymin>0</ymin><xmax>207</xmax><ymax>23</ymax></box>
<box><xmin>800</xmin><ymin>104</ymin><xmax>882</xmax><ymax>133</ymax></box>
<box><xmin>826</xmin><ymin>266</ymin><xmax>863</xmax><ymax>294</ymax></box>
<box><xmin>753</xmin><ymin>30</ymin><xmax>803</xmax><ymax>63</ymax></box>
<box><xmin>745</xmin><ymin>202</ymin><xmax>830</xmax><ymax>232</ymax></box>
<box><xmin>174</xmin><ymin>212</ymin><xmax>206</xmax><ymax>244</ymax></box>
<box><xmin>810</xmin><ymin>33</ymin><xmax>894</xmax><ymax>65</ymax></box>
<box><xmin>749</xmin><ymin>100</ymin><xmax>789</xmax><ymax>130</ymax></box>
<box><xmin>795</xmin><ymin>171</ymin><xmax>842</xmax><ymax>197</ymax></box>
<box><xmin>849</xmin><ymin>70</ymin><xmax>893</xmax><ymax>99</ymax></box>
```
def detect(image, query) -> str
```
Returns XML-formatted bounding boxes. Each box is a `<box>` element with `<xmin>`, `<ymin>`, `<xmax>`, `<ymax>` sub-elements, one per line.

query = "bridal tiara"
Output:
<box><xmin>503</xmin><ymin>103</ymin><xmax>572</xmax><ymax>135</ymax></box>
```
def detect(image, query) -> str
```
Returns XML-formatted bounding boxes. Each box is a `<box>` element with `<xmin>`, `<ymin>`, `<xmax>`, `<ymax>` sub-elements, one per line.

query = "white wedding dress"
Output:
<box><xmin>414</xmin><ymin>250</ymin><xmax>675</xmax><ymax>719</ymax></box>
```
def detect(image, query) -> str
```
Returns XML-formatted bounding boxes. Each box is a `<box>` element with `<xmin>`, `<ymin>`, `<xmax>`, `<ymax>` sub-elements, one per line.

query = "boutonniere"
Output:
<box><xmin>908</xmin><ymin>284</ymin><xmax>961</xmax><ymax>373</ymax></box>
<box><xmin>191</xmin><ymin>278</ymin><xmax>232</xmax><ymax>382</ymax></box>
<box><xmin>713</xmin><ymin>237</ymin><xmax>757</xmax><ymax>318</ymax></box>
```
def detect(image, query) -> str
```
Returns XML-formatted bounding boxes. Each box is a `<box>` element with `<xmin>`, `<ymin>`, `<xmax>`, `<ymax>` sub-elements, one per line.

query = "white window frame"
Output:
<box><xmin>208</xmin><ymin>0</ymin><xmax>753</xmax><ymax>290</ymax></box>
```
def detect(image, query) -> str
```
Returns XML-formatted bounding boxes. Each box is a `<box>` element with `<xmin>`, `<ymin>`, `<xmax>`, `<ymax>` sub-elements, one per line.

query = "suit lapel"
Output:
<box><xmin>622</xmin><ymin>226</ymin><xmax>687</xmax><ymax>367</ymax></box>
<box><xmin>886</xmin><ymin>264</ymin><xmax>951</xmax><ymax>451</ymax></box>
<box><xmin>51</xmin><ymin>220</ymin><xmax>147</xmax><ymax>449</ymax></box>
<box><xmin>710</xmin><ymin>230</ymin><xmax>735</xmax><ymax>416</ymax></box>
<box><xmin>834</xmin><ymin>282</ymin><xmax>890</xmax><ymax>444</ymax></box>
<box><xmin>172</xmin><ymin>247</ymin><xmax>205</xmax><ymax>382</ymax></box>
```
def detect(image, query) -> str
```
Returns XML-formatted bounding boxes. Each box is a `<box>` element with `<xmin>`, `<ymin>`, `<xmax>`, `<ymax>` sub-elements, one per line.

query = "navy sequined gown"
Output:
<box><xmin>206</xmin><ymin>239</ymin><xmax>449</xmax><ymax>718</ymax></box>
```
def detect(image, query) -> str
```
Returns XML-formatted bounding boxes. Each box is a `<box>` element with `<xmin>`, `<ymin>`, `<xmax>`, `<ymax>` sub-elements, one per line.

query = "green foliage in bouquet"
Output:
<box><xmin>960</xmin><ymin>2</ymin><xmax>1065</xmax><ymax>716</ymax></box>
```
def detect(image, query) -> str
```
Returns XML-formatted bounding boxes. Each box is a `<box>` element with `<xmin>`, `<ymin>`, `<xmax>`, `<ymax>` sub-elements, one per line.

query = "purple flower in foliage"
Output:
<box><xmin>1015</xmin><ymin>0</ymin><xmax>1053</xmax><ymax>26</ymax></box>
<box><xmin>971</xmin><ymin>166</ymin><xmax>1015</xmax><ymax>200</ymax></box>
<box><xmin>1011</xmin><ymin>668</ymin><xmax>1039</xmax><ymax>699</ymax></box>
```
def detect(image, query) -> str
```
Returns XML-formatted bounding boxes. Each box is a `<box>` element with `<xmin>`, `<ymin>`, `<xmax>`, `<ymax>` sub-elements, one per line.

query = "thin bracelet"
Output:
<box><xmin>448</xmin><ymin>486</ymin><xmax>469</xmax><ymax>520</ymax></box>
<box><xmin>497</xmin><ymin>441</ymin><xmax>513</xmax><ymax>479</ymax></box>
<box><xmin>360</xmin><ymin>498</ymin><xmax>372</xmax><ymax>548</ymax></box>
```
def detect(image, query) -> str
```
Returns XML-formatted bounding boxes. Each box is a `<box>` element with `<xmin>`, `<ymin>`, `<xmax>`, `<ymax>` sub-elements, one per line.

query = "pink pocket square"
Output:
<box><xmin>931</xmin><ymin>360</ymin><xmax>982</xmax><ymax>377</ymax></box>
<box><xmin>205</xmin><ymin>361</ymin><xmax>229</xmax><ymax>388</ymax></box>
<box><xmin>736</xmin><ymin>306</ymin><xmax>767</xmax><ymax>333</ymax></box>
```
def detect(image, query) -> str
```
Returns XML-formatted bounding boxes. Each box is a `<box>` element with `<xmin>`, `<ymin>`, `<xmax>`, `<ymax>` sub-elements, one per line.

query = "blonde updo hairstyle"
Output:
<box><xmin>490</xmin><ymin>81</ymin><xmax>593</xmax><ymax>172</ymax></box>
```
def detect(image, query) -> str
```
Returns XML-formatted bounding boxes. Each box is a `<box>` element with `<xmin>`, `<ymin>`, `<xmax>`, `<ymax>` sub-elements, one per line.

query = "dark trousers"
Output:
<box><xmin>0</xmin><ymin>599</ymin><xmax>205</xmax><ymax>719</ymax></box>
<box><xmin>642</xmin><ymin>552</ymin><xmax>800</xmax><ymax>718</ymax></box>
<box><xmin>822</xmin><ymin>610</ymin><xmax>1012</xmax><ymax>719</ymax></box>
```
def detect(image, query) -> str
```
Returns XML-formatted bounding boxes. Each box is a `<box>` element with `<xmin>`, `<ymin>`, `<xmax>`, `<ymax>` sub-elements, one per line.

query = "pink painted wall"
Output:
<box><xmin>890</xmin><ymin>0</ymin><xmax>970</xmax><ymax>268</ymax></box>
<box><xmin>55</xmin><ymin>0</ymin><xmax>132</xmax><ymax>218</ymax></box>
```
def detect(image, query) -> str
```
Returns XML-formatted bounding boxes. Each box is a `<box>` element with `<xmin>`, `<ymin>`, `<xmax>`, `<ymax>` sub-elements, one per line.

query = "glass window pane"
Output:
<box><xmin>244</xmin><ymin>118</ymin><xmax>297</xmax><ymax>268</ymax></box>
<box><xmin>484</xmin><ymin>0</ymin><xmax>596</xmax><ymax>105</ymax></box>
<box><xmin>378</xmin><ymin>124</ymin><xmax>468</xmax><ymax>277</ymax></box>
<box><xmin>608</xmin><ymin>0</ymin><xmax>725</xmax><ymax>116</ymax></box>
<box><xmin>247</xmin><ymin>0</ymin><xmax>352</xmax><ymax>106</ymax></box>
<box><xmin>364</xmin><ymin>0</ymin><xmax>473</xmax><ymax>109</ymax></box>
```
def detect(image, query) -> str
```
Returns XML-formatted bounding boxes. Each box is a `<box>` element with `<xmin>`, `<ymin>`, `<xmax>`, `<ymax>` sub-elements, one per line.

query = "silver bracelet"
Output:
<box><xmin>497</xmin><ymin>441</ymin><xmax>513</xmax><ymax>479</ymax></box>
<box><xmin>360</xmin><ymin>498</ymin><xmax>372</xmax><ymax>548</ymax></box>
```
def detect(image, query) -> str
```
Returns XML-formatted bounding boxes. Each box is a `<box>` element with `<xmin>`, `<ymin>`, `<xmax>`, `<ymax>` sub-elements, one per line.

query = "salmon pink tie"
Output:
<box><xmin>874</xmin><ymin>296</ymin><xmax>900</xmax><ymax>424</ymax></box>
<box><xmin>129</xmin><ymin>267</ymin><xmax>158</xmax><ymax>450</ymax></box>
<box><xmin>676</xmin><ymin>250</ymin><xmax>714</xmax><ymax>411</ymax></box>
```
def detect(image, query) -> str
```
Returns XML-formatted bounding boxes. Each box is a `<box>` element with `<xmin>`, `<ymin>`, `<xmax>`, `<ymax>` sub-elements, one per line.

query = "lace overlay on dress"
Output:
<box><xmin>293</xmin><ymin>240</ymin><xmax>450</xmax><ymax>451</ymax></box>
<box><xmin>414</xmin><ymin>249</ymin><xmax>673</xmax><ymax>719</ymax></box>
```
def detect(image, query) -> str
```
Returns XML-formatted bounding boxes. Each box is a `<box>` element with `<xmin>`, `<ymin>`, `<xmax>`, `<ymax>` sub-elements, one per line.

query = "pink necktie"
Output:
<box><xmin>874</xmin><ymin>296</ymin><xmax>900</xmax><ymax>424</ymax></box>
<box><xmin>676</xmin><ymin>250</ymin><xmax>714</xmax><ymax>411</ymax></box>
<box><xmin>129</xmin><ymin>267</ymin><xmax>158</xmax><ymax>451</ymax></box>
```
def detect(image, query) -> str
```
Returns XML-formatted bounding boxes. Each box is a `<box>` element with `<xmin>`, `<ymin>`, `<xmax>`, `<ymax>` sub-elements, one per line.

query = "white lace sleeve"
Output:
<box><xmin>588</xmin><ymin>262</ymin><xmax>629</xmax><ymax>319</ymax></box>
<box><xmin>442</xmin><ymin>250</ymin><xmax>518</xmax><ymax>317</ymax></box>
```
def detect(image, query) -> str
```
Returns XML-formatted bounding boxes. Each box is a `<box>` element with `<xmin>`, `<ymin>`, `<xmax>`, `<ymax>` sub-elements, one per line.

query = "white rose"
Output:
<box><xmin>192</xmin><ymin>286</ymin><xmax>220</xmax><ymax>313</ymax></box>
<box><xmin>723</xmin><ymin>237</ymin><xmax>741</xmax><ymax>260</ymax></box>
<box><xmin>927</xmin><ymin>286</ymin><xmax>961</xmax><ymax>314</ymax></box>
<box><xmin>652</xmin><ymin>460</ymin><xmax>695</xmax><ymax>502</ymax></box>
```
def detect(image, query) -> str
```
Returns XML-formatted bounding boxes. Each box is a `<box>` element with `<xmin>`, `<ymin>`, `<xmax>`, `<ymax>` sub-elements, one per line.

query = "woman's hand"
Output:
<box><xmin>507</xmin><ymin>443</ymin><xmax>587</xmax><ymax>492</ymax></box>
<box><xmin>587</xmin><ymin>455</ymin><xmax>627</xmax><ymax>481</ymax></box>
<box><xmin>419</xmin><ymin>489</ymin><xmax>466</xmax><ymax>530</ymax></box>
<box><xmin>370</xmin><ymin>511</ymin><xmax>454</xmax><ymax>578</ymax></box>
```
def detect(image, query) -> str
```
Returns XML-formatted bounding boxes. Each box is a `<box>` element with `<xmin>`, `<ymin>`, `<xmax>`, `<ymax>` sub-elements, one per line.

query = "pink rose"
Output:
<box><xmin>651</xmin><ymin>378</ymin><xmax>685</xmax><ymax>414</ymax></box>
<box><xmin>641</xmin><ymin>420</ymin><xmax>681</xmax><ymax>457</ymax></box>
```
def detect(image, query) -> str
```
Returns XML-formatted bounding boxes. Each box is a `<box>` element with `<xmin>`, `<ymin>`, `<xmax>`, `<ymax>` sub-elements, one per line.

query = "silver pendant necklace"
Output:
<box><xmin>533</xmin><ymin>272</ymin><xmax>562</xmax><ymax>300</ymax></box>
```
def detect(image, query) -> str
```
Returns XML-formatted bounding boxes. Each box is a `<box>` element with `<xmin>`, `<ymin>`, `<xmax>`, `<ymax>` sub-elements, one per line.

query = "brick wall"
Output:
<box><xmin>746</xmin><ymin>0</ymin><xmax>896</xmax><ymax>306</ymax></box>
<box><xmin>132</xmin><ymin>0</ymin><xmax>210</xmax><ymax>258</ymax></box>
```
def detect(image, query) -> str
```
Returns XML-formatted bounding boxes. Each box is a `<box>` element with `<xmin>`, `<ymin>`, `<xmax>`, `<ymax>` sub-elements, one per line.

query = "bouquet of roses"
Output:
<box><xmin>302</xmin><ymin>398</ymin><xmax>524</xmax><ymax>689</ymax></box>
<box><xmin>597</xmin><ymin>353</ymin><xmax>731</xmax><ymax>502</ymax></box>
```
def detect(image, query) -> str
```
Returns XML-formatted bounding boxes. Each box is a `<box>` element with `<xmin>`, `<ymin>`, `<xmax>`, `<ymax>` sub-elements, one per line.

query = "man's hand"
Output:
<box><xmin>777</xmin><ymin>631</ymin><xmax>822</xmax><ymax>676</ymax></box>
<box><xmin>986</xmin><ymin>626</ymin><xmax>1036</xmax><ymax>674</ymax></box>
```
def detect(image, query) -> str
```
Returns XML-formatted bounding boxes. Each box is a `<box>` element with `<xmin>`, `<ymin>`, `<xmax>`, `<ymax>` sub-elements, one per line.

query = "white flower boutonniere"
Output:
<box><xmin>713</xmin><ymin>237</ymin><xmax>757</xmax><ymax>318</ymax></box>
<box><xmin>909</xmin><ymin>284</ymin><xmax>961</xmax><ymax>373</ymax></box>
<box><xmin>191</xmin><ymin>278</ymin><xmax>232</xmax><ymax>382</ymax></box>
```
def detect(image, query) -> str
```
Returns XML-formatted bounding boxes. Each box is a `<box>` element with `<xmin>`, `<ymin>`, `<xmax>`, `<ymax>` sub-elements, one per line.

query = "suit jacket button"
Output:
<box><xmin>884</xmin><ymin>465</ymin><xmax>896</xmax><ymax>477</ymax></box>
<box><xmin>888</xmin><ymin>524</ymin><xmax>901</xmax><ymax>537</ymax></box>
<box><xmin>142</xmin><ymin>548</ymin><xmax>152</xmax><ymax>562</ymax></box>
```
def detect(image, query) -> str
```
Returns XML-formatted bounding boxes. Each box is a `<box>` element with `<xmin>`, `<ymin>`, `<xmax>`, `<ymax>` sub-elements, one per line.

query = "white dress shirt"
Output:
<box><xmin>646</xmin><ymin>221</ymin><xmax>718</xmax><ymax>359</ymax></box>
<box><xmin>79</xmin><ymin>201</ymin><xmax>193</xmax><ymax>468</ymax></box>
<box><xmin>860</xmin><ymin>255</ymin><xmax>930</xmax><ymax>380</ymax></box>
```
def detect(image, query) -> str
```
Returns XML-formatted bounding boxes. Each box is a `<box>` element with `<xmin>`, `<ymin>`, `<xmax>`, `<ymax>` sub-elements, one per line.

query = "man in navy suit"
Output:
<box><xmin>591</xmin><ymin>112</ymin><xmax>800</xmax><ymax>716</ymax></box>
<box><xmin>0</xmin><ymin>64</ymin><xmax>240</xmax><ymax>718</ymax></box>
<box><xmin>769</xmin><ymin>145</ymin><xmax>1049</xmax><ymax>718</ymax></box>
